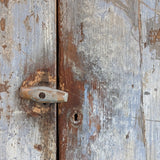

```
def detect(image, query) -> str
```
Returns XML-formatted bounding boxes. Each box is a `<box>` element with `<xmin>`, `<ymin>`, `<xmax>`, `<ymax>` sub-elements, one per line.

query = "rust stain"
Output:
<box><xmin>0</xmin><ymin>81</ymin><xmax>10</xmax><ymax>93</ymax></box>
<box><xmin>6</xmin><ymin>115</ymin><xmax>10</xmax><ymax>122</ymax></box>
<box><xmin>21</xmin><ymin>70</ymin><xmax>56</xmax><ymax>116</ymax></box>
<box><xmin>88</xmin><ymin>93</ymin><xmax>93</xmax><ymax>112</ymax></box>
<box><xmin>58</xmin><ymin>2</ymin><xmax>114</xmax><ymax>159</ymax></box>
<box><xmin>58</xmin><ymin>30</ymin><xmax>102</xmax><ymax>159</ymax></box>
<box><xmin>148</xmin><ymin>29</ymin><xmax>160</xmax><ymax>44</ymax></box>
<box><xmin>146</xmin><ymin>18</ymin><xmax>160</xmax><ymax>59</ymax></box>
<box><xmin>24</xmin><ymin>15</ymin><xmax>32</xmax><ymax>32</ymax></box>
<box><xmin>7</xmin><ymin>105</ymin><xmax>10</xmax><ymax>111</ymax></box>
<box><xmin>22</xmin><ymin>70</ymin><xmax>56</xmax><ymax>87</ymax></box>
<box><xmin>6</xmin><ymin>105</ymin><xmax>13</xmax><ymax>123</ymax></box>
<box><xmin>58</xmin><ymin>4</ymin><xmax>105</xmax><ymax>156</ymax></box>
<box><xmin>34</xmin><ymin>144</ymin><xmax>42</xmax><ymax>151</ymax></box>
<box><xmin>24</xmin><ymin>13</ymin><xmax>41</xmax><ymax>32</ymax></box>
<box><xmin>18</xmin><ymin>43</ymin><xmax>21</xmax><ymax>51</ymax></box>
<box><xmin>36</xmin><ymin>15</ymin><xmax>39</xmax><ymax>23</ymax></box>
<box><xmin>39</xmin><ymin>111</ymin><xmax>56</xmax><ymax>159</ymax></box>
<box><xmin>22</xmin><ymin>104</ymin><xmax>41</xmax><ymax>117</ymax></box>
<box><xmin>31</xmin><ymin>108</ymin><xmax>57</xmax><ymax>159</ymax></box>
<box><xmin>21</xmin><ymin>69</ymin><xmax>57</xmax><ymax>159</ymax></box>
<box><xmin>80</xmin><ymin>22</ymin><xmax>84</xmax><ymax>42</ymax></box>
<box><xmin>58</xmin><ymin>29</ymin><xmax>85</xmax><ymax>159</ymax></box>
<box><xmin>0</xmin><ymin>0</ymin><xmax>9</xmax><ymax>8</ymax></box>
<box><xmin>0</xmin><ymin>18</ymin><xmax>5</xmax><ymax>31</ymax></box>
<box><xmin>2</xmin><ymin>44</ymin><xmax>7</xmax><ymax>50</ymax></box>
<box><xmin>89</xmin><ymin>114</ymin><xmax>101</xmax><ymax>141</ymax></box>
<box><xmin>31</xmin><ymin>105</ymin><xmax>50</xmax><ymax>116</ymax></box>
<box><xmin>0</xmin><ymin>108</ymin><xmax>3</xmax><ymax>119</ymax></box>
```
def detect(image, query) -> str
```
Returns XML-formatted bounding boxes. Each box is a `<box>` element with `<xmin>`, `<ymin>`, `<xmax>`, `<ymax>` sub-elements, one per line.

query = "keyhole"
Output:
<box><xmin>70</xmin><ymin>110</ymin><xmax>83</xmax><ymax>127</ymax></box>
<box><xmin>39</xmin><ymin>92</ymin><xmax>45</xmax><ymax>99</ymax></box>
<box><xmin>74</xmin><ymin>113</ymin><xmax>78</xmax><ymax>121</ymax></box>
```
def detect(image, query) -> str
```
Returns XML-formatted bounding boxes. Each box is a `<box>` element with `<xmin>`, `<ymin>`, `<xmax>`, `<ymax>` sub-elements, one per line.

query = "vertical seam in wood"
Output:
<box><xmin>56</xmin><ymin>0</ymin><xmax>59</xmax><ymax>159</ymax></box>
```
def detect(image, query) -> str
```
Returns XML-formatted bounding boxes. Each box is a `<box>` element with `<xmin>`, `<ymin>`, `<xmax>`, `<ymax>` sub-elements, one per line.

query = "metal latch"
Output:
<box><xmin>20</xmin><ymin>71</ymin><xmax>68</xmax><ymax>104</ymax></box>
<box><xmin>20</xmin><ymin>86</ymin><xmax>68</xmax><ymax>103</ymax></box>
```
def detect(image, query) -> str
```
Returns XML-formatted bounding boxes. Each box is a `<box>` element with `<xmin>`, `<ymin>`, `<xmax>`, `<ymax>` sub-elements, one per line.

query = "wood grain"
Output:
<box><xmin>0</xmin><ymin>0</ymin><xmax>57</xmax><ymax>159</ymax></box>
<box><xmin>58</xmin><ymin>0</ymin><xmax>160</xmax><ymax>159</ymax></box>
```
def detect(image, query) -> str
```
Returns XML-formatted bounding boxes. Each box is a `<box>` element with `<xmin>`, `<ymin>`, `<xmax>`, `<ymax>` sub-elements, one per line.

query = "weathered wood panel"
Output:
<box><xmin>0</xmin><ymin>0</ymin><xmax>57</xmax><ymax>160</ymax></box>
<box><xmin>58</xmin><ymin>0</ymin><xmax>160</xmax><ymax>159</ymax></box>
<box><xmin>141</xmin><ymin>1</ymin><xmax>160</xmax><ymax>159</ymax></box>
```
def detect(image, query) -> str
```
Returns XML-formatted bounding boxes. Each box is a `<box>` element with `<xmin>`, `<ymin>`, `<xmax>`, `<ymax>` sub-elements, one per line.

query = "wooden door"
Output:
<box><xmin>0</xmin><ymin>0</ymin><xmax>57</xmax><ymax>160</ymax></box>
<box><xmin>1</xmin><ymin>0</ymin><xmax>160</xmax><ymax>160</ymax></box>
<box><xmin>58</xmin><ymin>0</ymin><xmax>160</xmax><ymax>160</ymax></box>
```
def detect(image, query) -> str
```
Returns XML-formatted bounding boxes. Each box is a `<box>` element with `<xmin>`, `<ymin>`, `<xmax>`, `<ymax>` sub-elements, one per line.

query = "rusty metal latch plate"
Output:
<box><xmin>20</xmin><ymin>71</ymin><xmax>68</xmax><ymax>104</ymax></box>
<box><xmin>20</xmin><ymin>86</ymin><xmax>68</xmax><ymax>103</ymax></box>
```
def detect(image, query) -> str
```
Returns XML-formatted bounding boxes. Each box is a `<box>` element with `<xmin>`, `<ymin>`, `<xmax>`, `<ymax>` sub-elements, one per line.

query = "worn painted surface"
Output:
<box><xmin>0</xmin><ymin>0</ymin><xmax>57</xmax><ymax>160</ymax></box>
<box><xmin>58</xmin><ymin>0</ymin><xmax>160</xmax><ymax>159</ymax></box>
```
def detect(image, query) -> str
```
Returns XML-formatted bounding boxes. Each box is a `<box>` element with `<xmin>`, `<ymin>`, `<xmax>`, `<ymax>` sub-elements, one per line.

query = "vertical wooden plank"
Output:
<box><xmin>140</xmin><ymin>1</ymin><xmax>160</xmax><ymax>159</ymax></box>
<box><xmin>0</xmin><ymin>0</ymin><xmax>57</xmax><ymax>160</ymax></box>
<box><xmin>58</xmin><ymin>0</ymin><xmax>156</xmax><ymax>159</ymax></box>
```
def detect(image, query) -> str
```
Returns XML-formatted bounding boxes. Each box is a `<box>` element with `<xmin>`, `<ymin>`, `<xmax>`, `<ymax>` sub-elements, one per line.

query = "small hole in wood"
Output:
<box><xmin>39</xmin><ymin>92</ymin><xmax>45</xmax><ymax>99</ymax></box>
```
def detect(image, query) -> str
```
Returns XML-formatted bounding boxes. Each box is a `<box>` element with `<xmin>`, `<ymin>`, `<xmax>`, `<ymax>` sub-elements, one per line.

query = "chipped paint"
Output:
<box><xmin>0</xmin><ymin>0</ymin><xmax>57</xmax><ymax>159</ymax></box>
<box><xmin>1</xmin><ymin>0</ymin><xmax>160</xmax><ymax>159</ymax></box>
<box><xmin>146</xmin><ymin>16</ymin><xmax>160</xmax><ymax>59</ymax></box>
<box><xmin>79</xmin><ymin>22</ymin><xmax>84</xmax><ymax>43</ymax></box>
<box><xmin>0</xmin><ymin>18</ymin><xmax>5</xmax><ymax>31</ymax></box>
<box><xmin>22</xmin><ymin>71</ymin><xmax>56</xmax><ymax>88</ymax></box>
<box><xmin>24</xmin><ymin>15</ymin><xmax>32</xmax><ymax>32</ymax></box>
<box><xmin>36</xmin><ymin>14</ymin><xmax>39</xmax><ymax>23</ymax></box>
<box><xmin>0</xmin><ymin>0</ymin><xmax>9</xmax><ymax>8</ymax></box>
<box><xmin>34</xmin><ymin>144</ymin><xmax>42</xmax><ymax>152</ymax></box>
<box><xmin>0</xmin><ymin>81</ymin><xmax>10</xmax><ymax>93</ymax></box>
<box><xmin>58</xmin><ymin>0</ymin><xmax>151</xmax><ymax>159</ymax></box>
<box><xmin>2</xmin><ymin>44</ymin><xmax>7</xmax><ymax>49</ymax></box>
<box><xmin>148</xmin><ymin>29</ymin><xmax>160</xmax><ymax>44</ymax></box>
<box><xmin>20</xmin><ymin>70</ymin><xmax>57</xmax><ymax>116</ymax></box>
<box><xmin>0</xmin><ymin>108</ymin><xmax>3</xmax><ymax>119</ymax></box>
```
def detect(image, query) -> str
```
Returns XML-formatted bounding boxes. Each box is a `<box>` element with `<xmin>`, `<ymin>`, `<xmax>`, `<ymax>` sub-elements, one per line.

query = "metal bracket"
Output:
<box><xmin>20</xmin><ymin>71</ymin><xmax>68</xmax><ymax>104</ymax></box>
<box><xmin>20</xmin><ymin>86</ymin><xmax>68</xmax><ymax>103</ymax></box>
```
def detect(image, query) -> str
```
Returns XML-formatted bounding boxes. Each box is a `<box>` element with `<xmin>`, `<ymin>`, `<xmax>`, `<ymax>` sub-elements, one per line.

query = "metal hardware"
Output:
<box><xmin>20</xmin><ymin>86</ymin><xmax>68</xmax><ymax>103</ymax></box>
